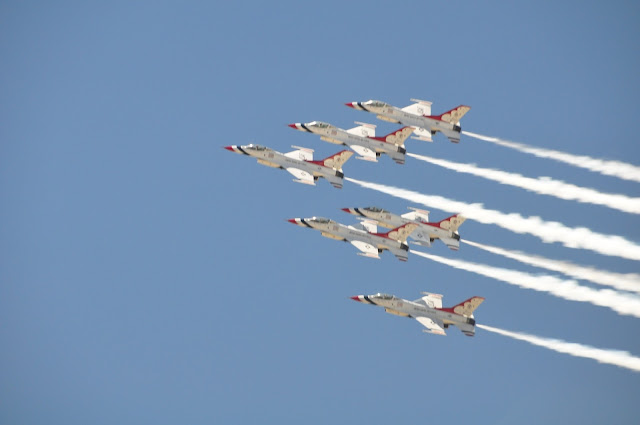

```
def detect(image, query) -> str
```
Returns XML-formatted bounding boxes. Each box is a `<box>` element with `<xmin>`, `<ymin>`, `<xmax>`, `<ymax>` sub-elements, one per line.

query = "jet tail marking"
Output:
<box><xmin>373</xmin><ymin>126</ymin><xmax>414</xmax><ymax>146</ymax></box>
<box><xmin>436</xmin><ymin>214</ymin><xmax>466</xmax><ymax>232</ymax></box>
<box><xmin>316</xmin><ymin>150</ymin><xmax>353</xmax><ymax>170</ymax></box>
<box><xmin>429</xmin><ymin>105</ymin><xmax>471</xmax><ymax>124</ymax></box>
<box><xmin>442</xmin><ymin>296</ymin><xmax>485</xmax><ymax>317</ymax></box>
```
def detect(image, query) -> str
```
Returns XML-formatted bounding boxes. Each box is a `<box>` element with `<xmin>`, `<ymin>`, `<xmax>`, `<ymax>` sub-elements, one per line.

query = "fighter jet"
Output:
<box><xmin>224</xmin><ymin>144</ymin><xmax>353</xmax><ymax>189</ymax></box>
<box><xmin>345</xmin><ymin>99</ymin><xmax>470</xmax><ymax>143</ymax></box>
<box><xmin>287</xmin><ymin>216</ymin><xmax>418</xmax><ymax>261</ymax></box>
<box><xmin>351</xmin><ymin>292</ymin><xmax>484</xmax><ymax>336</ymax></box>
<box><xmin>288</xmin><ymin>121</ymin><xmax>414</xmax><ymax>164</ymax></box>
<box><xmin>342</xmin><ymin>206</ymin><xmax>466</xmax><ymax>250</ymax></box>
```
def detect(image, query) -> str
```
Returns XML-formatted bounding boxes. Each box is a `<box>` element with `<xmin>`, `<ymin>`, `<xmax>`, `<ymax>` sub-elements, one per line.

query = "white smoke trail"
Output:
<box><xmin>477</xmin><ymin>324</ymin><xmax>640</xmax><ymax>373</ymax></box>
<box><xmin>345</xmin><ymin>177</ymin><xmax>640</xmax><ymax>261</ymax></box>
<box><xmin>408</xmin><ymin>153</ymin><xmax>640</xmax><ymax>215</ymax></box>
<box><xmin>462</xmin><ymin>131</ymin><xmax>640</xmax><ymax>184</ymax></box>
<box><xmin>463</xmin><ymin>240</ymin><xmax>640</xmax><ymax>294</ymax></box>
<box><xmin>410</xmin><ymin>250</ymin><xmax>640</xmax><ymax>318</ymax></box>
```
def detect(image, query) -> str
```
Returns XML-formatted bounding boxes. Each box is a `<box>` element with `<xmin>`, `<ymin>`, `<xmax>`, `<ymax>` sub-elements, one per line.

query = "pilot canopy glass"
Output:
<box><xmin>312</xmin><ymin>217</ymin><xmax>332</xmax><ymax>224</ymax></box>
<box><xmin>367</xmin><ymin>101</ymin><xmax>389</xmax><ymax>108</ymax></box>
<box><xmin>374</xmin><ymin>293</ymin><xmax>395</xmax><ymax>300</ymax></box>
<box><xmin>246</xmin><ymin>144</ymin><xmax>267</xmax><ymax>151</ymax></box>
<box><xmin>365</xmin><ymin>207</ymin><xmax>389</xmax><ymax>213</ymax></box>
<box><xmin>309</xmin><ymin>121</ymin><xmax>331</xmax><ymax>129</ymax></box>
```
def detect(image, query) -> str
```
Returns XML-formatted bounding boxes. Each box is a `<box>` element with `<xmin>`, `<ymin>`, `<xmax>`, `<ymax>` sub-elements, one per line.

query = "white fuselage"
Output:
<box><xmin>292</xmin><ymin>122</ymin><xmax>406</xmax><ymax>163</ymax></box>
<box><xmin>360</xmin><ymin>296</ymin><xmax>475</xmax><ymax>335</ymax></box>
<box><xmin>305</xmin><ymin>124</ymin><xmax>400</xmax><ymax>153</ymax></box>
<box><xmin>346</xmin><ymin>208</ymin><xmax>459</xmax><ymax>248</ymax></box>
<box><xmin>226</xmin><ymin>145</ymin><xmax>344</xmax><ymax>187</ymax></box>
<box><xmin>373</xmin><ymin>104</ymin><xmax>458</xmax><ymax>132</ymax></box>
<box><xmin>352</xmin><ymin>102</ymin><xmax>461</xmax><ymax>143</ymax></box>
<box><xmin>297</xmin><ymin>218</ymin><xmax>407</xmax><ymax>252</ymax></box>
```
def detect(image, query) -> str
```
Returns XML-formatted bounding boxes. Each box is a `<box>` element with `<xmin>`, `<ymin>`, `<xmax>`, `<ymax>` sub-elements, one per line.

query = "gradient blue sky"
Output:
<box><xmin>2</xmin><ymin>1</ymin><xmax>639</xmax><ymax>424</ymax></box>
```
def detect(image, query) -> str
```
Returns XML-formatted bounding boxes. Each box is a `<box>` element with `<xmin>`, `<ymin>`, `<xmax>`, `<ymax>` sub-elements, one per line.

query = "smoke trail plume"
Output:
<box><xmin>477</xmin><ymin>324</ymin><xmax>640</xmax><ymax>373</ymax></box>
<box><xmin>410</xmin><ymin>250</ymin><xmax>640</xmax><ymax>318</ymax></box>
<box><xmin>462</xmin><ymin>131</ymin><xmax>640</xmax><ymax>184</ymax></box>
<box><xmin>345</xmin><ymin>177</ymin><xmax>640</xmax><ymax>261</ymax></box>
<box><xmin>463</xmin><ymin>240</ymin><xmax>640</xmax><ymax>294</ymax></box>
<box><xmin>408</xmin><ymin>153</ymin><xmax>640</xmax><ymax>215</ymax></box>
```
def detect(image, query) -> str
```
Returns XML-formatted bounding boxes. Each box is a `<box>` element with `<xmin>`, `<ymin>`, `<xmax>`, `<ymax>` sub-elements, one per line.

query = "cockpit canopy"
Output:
<box><xmin>307</xmin><ymin>121</ymin><xmax>332</xmax><ymax>129</ymax></box>
<box><xmin>365</xmin><ymin>100</ymin><xmax>390</xmax><ymax>108</ymax></box>
<box><xmin>245</xmin><ymin>144</ymin><xmax>268</xmax><ymax>151</ymax></box>
<box><xmin>373</xmin><ymin>293</ymin><xmax>395</xmax><ymax>300</ymax></box>
<box><xmin>365</xmin><ymin>206</ymin><xmax>389</xmax><ymax>213</ymax></box>
<box><xmin>311</xmin><ymin>217</ymin><xmax>333</xmax><ymax>224</ymax></box>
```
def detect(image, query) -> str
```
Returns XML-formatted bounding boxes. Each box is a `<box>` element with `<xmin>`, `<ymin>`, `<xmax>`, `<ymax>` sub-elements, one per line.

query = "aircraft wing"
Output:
<box><xmin>286</xmin><ymin>167</ymin><xmax>315</xmax><ymax>185</ymax></box>
<box><xmin>402</xmin><ymin>99</ymin><xmax>432</xmax><ymax>116</ymax></box>
<box><xmin>285</xmin><ymin>147</ymin><xmax>313</xmax><ymax>161</ymax></box>
<box><xmin>401</xmin><ymin>208</ymin><xmax>430</xmax><ymax>222</ymax></box>
<box><xmin>416</xmin><ymin>292</ymin><xmax>443</xmax><ymax>309</ymax></box>
<box><xmin>346</xmin><ymin>122</ymin><xmax>376</xmax><ymax>137</ymax></box>
<box><xmin>350</xmin><ymin>144</ymin><xmax>377</xmax><ymax>161</ymax></box>
<box><xmin>415</xmin><ymin>316</ymin><xmax>446</xmax><ymax>335</ymax></box>
<box><xmin>350</xmin><ymin>240</ymin><xmax>380</xmax><ymax>259</ymax></box>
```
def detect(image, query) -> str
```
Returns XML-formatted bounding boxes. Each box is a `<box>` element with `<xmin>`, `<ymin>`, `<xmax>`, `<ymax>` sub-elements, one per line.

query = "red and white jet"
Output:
<box><xmin>342</xmin><ymin>206</ymin><xmax>466</xmax><ymax>250</ymax></box>
<box><xmin>351</xmin><ymin>292</ymin><xmax>484</xmax><ymax>336</ymax></box>
<box><xmin>287</xmin><ymin>216</ymin><xmax>418</xmax><ymax>261</ymax></box>
<box><xmin>224</xmin><ymin>144</ymin><xmax>353</xmax><ymax>189</ymax></box>
<box><xmin>288</xmin><ymin>121</ymin><xmax>414</xmax><ymax>164</ymax></box>
<box><xmin>345</xmin><ymin>98</ymin><xmax>470</xmax><ymax>143</ymax></box>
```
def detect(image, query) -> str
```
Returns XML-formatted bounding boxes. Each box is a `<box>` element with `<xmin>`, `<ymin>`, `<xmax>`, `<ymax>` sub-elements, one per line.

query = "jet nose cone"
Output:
<box><xmin>341</xmin><ymin>208</ymin><xmax>351</xmax><ymax>213</ymax></box>
<box><xmin>350</xmin><ymin>296</ymin><xmax>361</xmax><ymax>302</ymax></box>
<box><xmin>345</xmin><ymin>102</ymin><xmax>355</xmax><ymax>108</ymax></box>
<box><xmin>288</xmin><ymin>123</ymin><xmax>298</xmax><ymax>129</ymax></box>
<box><xmin>287</xmin><ymin>218</ymin><xmax>298</xmax><ymax>225</ymax></box>
<box><xmin>224</xmin><ymin>146</ymin><xmax>235</xmax><ymax>151</ymax></box>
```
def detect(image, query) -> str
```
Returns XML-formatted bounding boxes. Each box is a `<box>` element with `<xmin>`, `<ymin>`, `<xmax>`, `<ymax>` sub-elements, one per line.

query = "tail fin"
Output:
<box><xmin>374</xmin><ymin>126</ymin><xmax>414</xmax><ymax>146</ymax></box>
<box><xmin>430</xmin><ymin>105</ymin><xmax>471</xmax><ymax>124</ymax></box>
<box><xmin>436</xmin><ymin>214</ymin><xmax>465</xmax><ymax>232</ymax></box>
<box><xmin>446</xmin><ymin>296</ymin><xmax>485</xmax><ymax>317</ymax></box>
<box><xmin>380</xmin><ymin>222</ymin><xmax>419</xmax><ymax>242</ymax></box>
<box><xmin>318</xmin><ymin>150</ymin><xmax>353</xmax><ymax>170</ymax></box>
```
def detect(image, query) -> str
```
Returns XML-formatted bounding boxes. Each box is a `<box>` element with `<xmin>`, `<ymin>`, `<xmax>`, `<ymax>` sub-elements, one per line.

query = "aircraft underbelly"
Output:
<box><xmin>321</xmin><ymin>232</ymin><xmax>345</xmax><ymax>241</ymax></box>
<box><xmin>257</xmin><ymin>159</ymin><xmax>280</xmax><ymax>168</ymax></box>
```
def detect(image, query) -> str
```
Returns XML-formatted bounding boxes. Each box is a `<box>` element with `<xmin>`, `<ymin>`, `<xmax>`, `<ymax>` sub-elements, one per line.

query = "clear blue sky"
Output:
<box><xmin>1</xmin><ymin>1</ymin><xmax>639</xmax><ymax>424</ymax></box>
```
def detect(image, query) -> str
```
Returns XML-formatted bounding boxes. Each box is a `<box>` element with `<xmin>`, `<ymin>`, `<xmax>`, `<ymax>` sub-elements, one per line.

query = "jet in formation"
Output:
<box><xmin>224</xmin><ymin>144</ymin><xmax>353</xmax><ymax>189</ymax></box>
<box><xmin>345</xmin><ymin>99</ymin><xmax>470</xmax><ymax>143</ymax></box>
<box><xmin>351</xmin><ymin>292</ymin><xmax>484</xmax><ymax>336</ymax></box>
<box><xmin>288</xmin><ymin>121</ymin><xmax>414</xmax><ymax>164</ymax></box>
<box><xmin>342</xmin><ymin>206</ymin><xmax>465</xmax><ymax>250</ymax></box>
<box><xmin>287</xmin><ymin>216</ymin><xmax>418</xmax><ymax>261</ymax></box>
